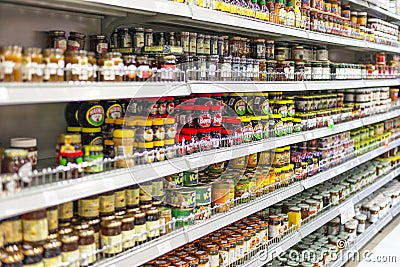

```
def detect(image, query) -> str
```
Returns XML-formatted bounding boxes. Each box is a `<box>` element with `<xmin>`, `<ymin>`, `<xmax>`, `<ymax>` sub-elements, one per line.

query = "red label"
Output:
<box><xmin>150</xmin><ymin>104</ymin><xmax>158</xmax><ymax>115</ymax></box>
<box><xmin>201</xmin><ymin>135</ymin><xmax>212</xmax><ymax>150</ymax></box>
<box><xmin>187</xmin><ymin>114</ymin><xmax>195</xmax><ymax>127</ymax></box>
<box><xmin>167</xmin><ymin>103</ymin><xmax>175</xmax><ymax>114</ymax></box>
<box><xmin>198</xmin><ymin>113</ymin><xmax>211</xmax><ymax>128</ymax></box>
<box><xmin>212</xmin><ymin>113</ymin><xmax>222</xmax><ymax>127</ymax></box>
<box><xmin>159</xmin><ymin>103</ymin><xmax>167</xmax><ymax>115</ymax></box>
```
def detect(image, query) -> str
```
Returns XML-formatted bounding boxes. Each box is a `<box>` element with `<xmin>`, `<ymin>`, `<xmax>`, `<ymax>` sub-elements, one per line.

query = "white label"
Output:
<box><xmin>102</xmin><ymin>60</ymin><xmax>115</xmax><ymax>80</ymax></box>
<box><xmin>157</xmin><ymin>241</ymin><xmax>172</xmax><ymax>254</ymax></box>
<box><xmin>219</xmin><ymin>250</ymin><xmax>229</xmax><ymax>267</ymax></box>
<box><xmin>370</xmin><ymin>213</ymin><xmax>379</xmax><ymax>223</ymax></box>
<box><xmin>19</xmin><ymin>161</ymin><xmax>32</xmax><ymax>183</ymax></box>
<box><xmin>57</xmin><ymin>60</ymin><xmax>65</xmax><ymax>76</ymax></box>
<box><xmin>79</xmin><ymin>243</ymin><xmax>96</xmax><ymax>265</ymax></box>
<box><xmin>208</xmin><ymin>63</ymin><xmax>216</xmax><ymax>77</ymax></box>
<box><xmin>122</xmin><ymin>229</ymin><xmax>135</xmax><ymax>249</ymax></box>
<box><xmin>357</xmin><ymin>223</ymin><xmax>365</xmax><ymax>233</ymax></box>
<box><xmin>3</xmin><ymin>61</ymin><xmax>15</xmax><ymax>74</ymax></box>
<box><xmin>209</xmin><ymin>254</ymin><xmax>219</xmax><ymax>267</ymax></box>
<box><xmin>48</xmin><ymin>63</ymin><xmax>58</xmax><ymax>75</ymax></box>
<box><xmin>340</xmin><ymin>201</ymin><xmax>355</xmax><ymax>224</ymax></box>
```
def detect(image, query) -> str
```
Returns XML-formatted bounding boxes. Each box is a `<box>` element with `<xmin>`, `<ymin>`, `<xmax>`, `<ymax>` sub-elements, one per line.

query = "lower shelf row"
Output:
<box><xmin>1</xmin><ymin>144</ymin><xmax>399</xmax><ymax>267</ymax></box>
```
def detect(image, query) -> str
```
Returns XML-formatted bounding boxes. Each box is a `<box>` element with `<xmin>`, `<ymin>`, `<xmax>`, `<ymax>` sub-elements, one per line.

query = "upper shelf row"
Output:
<box><xmin>0</xmin><ymin>79</ymin><xmax>399</xmax><ymax>105</ymax></box>
<box><xmin>5</xmin><ymin>0</ymin><xmax>400</xmax><ymax>53</ymax></box>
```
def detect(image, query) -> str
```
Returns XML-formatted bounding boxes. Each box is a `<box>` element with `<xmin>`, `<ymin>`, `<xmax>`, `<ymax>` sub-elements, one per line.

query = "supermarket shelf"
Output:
<box><xmin>184</xmin><ymin>183</ymin><xmax>303</xmax><ymax>243</ymax></box>
<box><xmin>348</xmin><ymin>0</ymin><xmax>400</xmax><ymax>24</ymax></box>
<box><xmin>301</xmin><ymin>138</ymin><xmax>400</xmax><ymax>189</ymax></box>
<box><xmin>331</xmin><ymin>203</ymin><xmax>400</xmax><ymax>267</ymax></box>
<box><xmin>243</xmin><ymin>167</ymin><xmax>400</xmax><ymax>267</ymax></box>
<box><xmin>1</xmin><ymin>110</ymin><xmax>399</xmax><ymax>219</ymax></box>
<box><xmin>305</xmin><ymin>79</ymin><xmax>400</xmax><ymax>91</ymax></box>
<box><xmin>0</xmin><ymin>82</ymin><xmax>190</xmax><ymax>105</ymax></box>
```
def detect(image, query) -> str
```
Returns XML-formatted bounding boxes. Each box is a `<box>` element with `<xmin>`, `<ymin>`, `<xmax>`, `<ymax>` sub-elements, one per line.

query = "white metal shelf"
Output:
<box><xmin>0</xmin><ymin>82</ymin><xmax>190</xmax><ymax>105</ymax></box>
<box><xmin>348</xmin><ymin>0</ymin><xmax>400</xmax><ymax>24</ymax></box>
<box><xmin>1</xmin><ymin>110</ymin><xmax>399</xmax><ymax>219</ymax></box>
<box><xmin>331</xmin><ymin>203</ymin><xmax>400</xmax><ymax>267</ymax></box>
<box><xmin>242</xmin><ymin>167</ymin><xmax>400</xmax><ymax>267</ymax></box>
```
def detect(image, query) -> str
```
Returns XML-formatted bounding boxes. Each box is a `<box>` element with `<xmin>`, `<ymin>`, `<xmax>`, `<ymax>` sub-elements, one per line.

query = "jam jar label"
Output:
<box><xmin>253</xmin><ymin>123</ymin><xmax>263</xmax><ymax>140</ymax></box>
<box><xmin>242</xmin><ymin>125</ymin><xmax>254</xmax><ymax>142</ymax></box>
<box><xmin>126</xmin><ymin>188</ymin><xmax>140</xmax><ymax>206</ymax></box>
<box><xmin>278</xmin><ymin>105</ymin><xmax>288</xmax><ymax>117</ymax></box>
<box><xmin>167</xmin><ymin>102</ymin><xmax>175</xmax><ymax>114</ymax></box>
<box><xmin>43</xmin><ymin>256</ymin><xmax>62</xmax><ymax>267</ymax></box>
<box><xmin>67</xmin><ymin>40</ymin><xmax>80</xmax><ymax>51</ymax></box>
<box><xmin>155</xmin><ymin>149</ymin><xmax>165</xmax><ymax>162</ymax></box>
<box><xmin>219</xmin><ymin>249</ymin><xmax>229</xmax><ymax>267</ymax></box>
<box><xmin>46</xmin><ymin>209</ymin><xmax>58</xmax><ymax>231</ymax></box>
<box><xmin>198</xmin><ymin>113</ymin><xmax>211</xmax><ymax>128</ymax></box>
<box><xmin>143</xmin><ymin>128</ymin><xmax>154</xmax><ymax>142</ymax></box>
<box><xmin>122</xmin><ymin>229</ymin><xmax>135</xmax><ymax>249</ymax></box>
<box><xmin>158</xmin><ymin>103</ymin><xmax>167</xmax><ymax>115</ymax></box>
<box><xmin>212</xmin><ymin>112</ymin><xmax>222</xmax><ymax>126</ymax></box>
<box><xmin>234</xmin><ymin>99</ymin><xmax>247</xmax><ymax>116</ymax></box>
<box><xmin>101</xmin><ymin>235</ymin><xmax>123</xmax><ymax>254</ymax></box>
<box><xmin>135</xmin><ymin>224</ymin><xmax>147</xmax><ymax>242</ymax></box>
<box><xmin>150</xmin><ymin>104</ymin><xmax>158</xmax><ymax>116</ymax></box>
<box><xmin>200</xmin><ymin>135</ymin><xmax>212</xmax><ymax>150</ymax></box>
<box><xmin>2</xmin><ymin>220</ymin><xmax>22</xmax><ymax>243</ymax></box>
<box><xmin>137</xmin><ymin>65</ymin><xmax>150</xmax><ymax>79</ymax></box>
<box><xmin>86</xmin><ymin>105</ymin><xmax>104</xmax><ymax>127</ymax></box>
<box><xmin>99</xmin><ymin>195</ymin><xmax>115</xmax><ymax>213</ymax></box>
<box><xmin>114</xmin><ymin>191</ymin><xmax>126</xmax><ymax>209</ymax></box>
<box><xmin>79</xmin><ymin>243</ymin><xmax>96</xmax><ymax>265</ymax></box>
<box><xmin>106</xmin><ymin>104</ymin><xmax>122</xmax><ymax>119</ymax></box>
<box><xmin>96</xmin><ymin>43</ymin><xmax>108</xmax><ymax>54</ymax></box>
<box><xmin>90</xmin><ymin>136</ymin><xmax>103</xmax><ymax>146</ymax></box>
<box><xmin>78</xmin><ymin>199</ymin><xmax>99</xmax><ymax>218</ymax></box>
<box><xmin>22</xmin><ymin>218</ymin><xmax>48</xmax><ymax>242</ymax></box>
<box><xmin>58</xmin><ymin>202</ymin><xmax>73</xmax><ymax>219</ymax></box>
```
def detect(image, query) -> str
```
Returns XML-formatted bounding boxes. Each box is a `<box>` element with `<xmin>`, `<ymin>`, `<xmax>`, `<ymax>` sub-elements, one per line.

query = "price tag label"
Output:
<box><xmin>339</xmin><ymin>201</ymin><xmax>355</xmax><ymax>224</ymax></box>
<box><xmin>157</xmin><ymin>241</ymin><xmax>172</xmax><ymax>255</ymax></box>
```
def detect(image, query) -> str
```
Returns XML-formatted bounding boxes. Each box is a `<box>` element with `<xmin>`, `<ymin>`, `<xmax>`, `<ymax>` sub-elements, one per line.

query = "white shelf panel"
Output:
<box><xmin>305</xmin><ymin>80</ymin><xmax>365</xmax><ymax>90</ymax></box>
<box><xmin>363</xmin><ymin>79</ymin><xmax>400</xmax><ymax>87</ymax></box>
<box><xmin>301</xmin><ymin>138</ymin><xmax>400</xmax><ymax>189</ymax></box>
<box><xmin>0</xmin><ymin>82</ymin><xmax>190</xmax><ymax>105</ymax></box>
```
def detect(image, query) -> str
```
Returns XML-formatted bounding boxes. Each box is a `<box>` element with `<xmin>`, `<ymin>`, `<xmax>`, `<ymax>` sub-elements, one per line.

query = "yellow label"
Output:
<box><xmin>135</xmin><ymin>224</ymin><xmax>147</xmax><ymax>242</ymax></box>
<box><xmin>101</xmin><ymin>234</ymin><xmax>123</xmax><ymax>254</ymax></box>
<box><xmin>122</xmin><ymin>229</ymin><xmax>135</xmax><ymax>249</ymax></box>
<box><xmin>78</xmin><ymin>198</ymin><xmax>99</xmax><ymax>218</ymax></box>
<box><xmin>139</xmin><ymin>185</ymin><xmax>153</xmax><ymax>202</ymax></box>
<box><xmin>99</xmin><ymin>194</ymin><xmax>115</xmax><ymax>213</ymax></box>
<box><xmin>2</xmin><ymin>219</ymin><xmax>22</xmax><ymax>243</ymax></box>
<box><xmin>214</xmin><ymin>0</ymin><xmax>221</xmax><ymax>10</ymax></box>
<box><xmin>62</xmin><ymin>250</ymin><xmax>79</xmax><ymax>267</ymax></box>
<box><xmin>146</xmin><ymin>220</ymin><xmax>160</xmax><ymax>238</ymax></box>
<box><xmin>114</xmin><ymin>190</ymin><xmax>126</xmax><ymax>209</ymax></box>
<box><xmin>58</xmin><ymin>202</ymin><xmax>73</xmax><ymax>220</ymax></box>
<box><xmin>22</xmin><ymin>218</ymin><xmax>48</xmax><ymax>242</ymax></box>
<box><xmin>46</xmin><ymin>209</ymin><xmax>58</xmax><ymax>232</ymax></box>
<box><xmin>152</xmin><ymin>180</ymin><xmax>163</xmax><ymax>198</ymax></box>
<box><xmin>126</xmin><ymin>188</ymin><xmax>139</xmax><ymax>206</ymax></box>
<box><xmin>43</xmin><ymin>256</ymin><xmax>62</xmax><ymax>267</ymax></box>
<box><xmin>79</xmin><ymin>243</ymin><xmax>96</xmax><ymax>264</ymax></box>
<box><xmin>231</xmin><ymin>4</ymin><xmax>237</xmax><ymax>14</ymax></box>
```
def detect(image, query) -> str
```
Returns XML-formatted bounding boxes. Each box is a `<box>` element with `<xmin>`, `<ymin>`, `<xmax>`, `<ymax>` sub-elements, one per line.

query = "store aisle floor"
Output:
<box><xmin>345</xmin><ymin>215</ymin><xmax>400</xmax><ymax>267</ymax></box>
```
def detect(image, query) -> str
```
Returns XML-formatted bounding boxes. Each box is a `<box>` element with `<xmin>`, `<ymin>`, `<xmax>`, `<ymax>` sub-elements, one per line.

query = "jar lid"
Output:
<box><xmin>358</xmin><ymin>12</ymin><xmax>367</xmax><ymax>16</ymax></box>
<box><xmin>60</xmin><ymin>150</ymin><xmax>83</xmax><ymax>157</ymax></box>
<box><xmin>82</xmin><ymin>127</ymin><xmax>101</xmax><ymax>133</ymax></box>
<box><xmin>67</xmin><ymin>126</ymin><xmax>82</xmax><ymax>132</ymax></box>
<box><xmin>153</xmin><ymin>118</ymin><xmax>165</xmax><ymax>126</ymax></box>
<box><xmin>113</xmin><ymin>129</ymin><xmax>134</xmax><ymax>138</ymax></box>
<box><xmin>164</xmin><ymin>139</ymin><xmax>175</xmax><ymax>145</ymax></box>
<box><xmin>10</xmin><ymin>137</ymin><xmax>37</xmax><ymax>148</ymax></box>
<box><xmin>61</xmin><ymin>234</ymin><xmax>79</xmax><ymax>243</ymax></box>
<box><xmin>104</xmin><ymin>140</ymin><xmax>115</xmax><ymax>146</ymax></box>
<box><xmin>22</xmin><ymin>244</ymin><xmax>43</xmax><ymax>256</ymax></box>
<box><xmin>43</xmin><ymin>240</ymin><xmax>62</xmax><ymax>249</ymax></box>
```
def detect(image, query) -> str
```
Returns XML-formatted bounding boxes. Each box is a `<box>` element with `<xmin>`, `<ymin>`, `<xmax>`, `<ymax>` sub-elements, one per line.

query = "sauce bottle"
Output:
<box><xmin>275</xmin><ymin>0</ymin><xmax>287</xmax><ymax>25</ymax></box>
<box><xmin>258</xmin><ymin>0</ymin><xmax>270</xmax><ymax>21</ymax></box>
<box><xmin>286</xmin><ymin>1</ymin><xmax>295</xmax><ymax>27</ymax></box>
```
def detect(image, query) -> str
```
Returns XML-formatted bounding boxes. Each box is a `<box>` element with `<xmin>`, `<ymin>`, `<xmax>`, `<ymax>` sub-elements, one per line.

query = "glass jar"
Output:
<box><xmin>49</xmin><ymin>30</ymin><xmax>67</xmax><ymax>51</ymax></box>
<box><xmin>78</xmin><ymin>229</ymin><xmax>96</xmax><ymax>266</ymax></box>
<box><xmin>43</xmin><ymin>48</ymin><xmax>64</xmax><ymax>82</ymax></box>
<box><xmin>61</xmin><ymin>235</ymin><xmax>79</xmax><ymax>267</ymax></box>
<box><xmin>101</xmin><ymin>220</ymin><xmax>123</xmax><ymax>257</ymax></box>
<box><xmin>22</xmin><ymin>47</ymin><xmax>43</xmax><ymax>82</ymax></box>
<box><xmin>67</xmin><ymin>32</ymin><xmax>86</xmax><ymax>51</ymax></box>
<box><xmin>43</xmin><ymin>240</ymin><xmax>62</xmax><ymax>267</ymax></box>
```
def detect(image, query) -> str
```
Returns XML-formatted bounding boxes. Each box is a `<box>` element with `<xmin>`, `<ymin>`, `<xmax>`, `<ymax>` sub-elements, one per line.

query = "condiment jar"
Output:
<box><xmin>134</xmin><ymin>212</ymin><xmax>147</xmax><ymax>245</ymax></box>
<box><xmin>43</xmin><ymin>240</ymin><xmax>62</xmax><ymax>267</ymax></box>
<box><xmin>22</xmin><ymin>244</ymin><xmax>44</xmax><ymax>267</ymax></box>
<box><xmin>101</xmin><ymin>220</ymin><xmax>123</xmax><ymax>257</ymax></box>
<box><xmin>1</xmin><ymin>45</ymin><xmax>23</xmax><ymax>82</ymax></box>
<box><xmin>61</xmin><ymin>234</ymin><xmax>80</xmax><ymax>267</ymax></box>
<box><xmin>78</xmin><ymin>229</ymin><xmax>96</xmax><ymax>266</ymax></box>
<box><xmin>1</xmin><ymin>148</ymin><xmax>32</xmax><ymax>184</ymax></box>
<box><xmin>113</xmin><ymin>129</ymin><xmax>135</xmax><ymax>168</ymax></box>
<box><xmin>43</xmin><ymin>48</ymin><xmax>64</xmax><ymax>82</ymax></box>
<box><xmin>22</xmin><ymin>209</ymin><xmax>48</xmax><ymax>245</ymax></box>
<box><xmin>78</xmin><ymin>195</ymin><xmax>99</xmax><ymax>220</ymax></box>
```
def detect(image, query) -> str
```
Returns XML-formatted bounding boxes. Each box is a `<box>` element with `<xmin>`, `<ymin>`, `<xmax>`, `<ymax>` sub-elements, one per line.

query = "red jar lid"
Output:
<box><xmin>210</xmin><ymin>106</ymin><xmax>221</xmax><ymax>111</ymax></box>
<box><xmin>195</xmin><ymin>105</ymin><xmax>209</xmax><ymax>111</ymax></box>
<box><xmin>221</xmin><ymin>129</ymin><xmax>234</xmax><ymax>134</ymax></box>
<box><xmin>61</xmin><ymin>150</ymin><xmax>83</xmax><ymax>157</ymax></box>
<box><xmin>209</xmin><ymin>127</ymin><xmax>221</xmax><ymax>132</ymax></box>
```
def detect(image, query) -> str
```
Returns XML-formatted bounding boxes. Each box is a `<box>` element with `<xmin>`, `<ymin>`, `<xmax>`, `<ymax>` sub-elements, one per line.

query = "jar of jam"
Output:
<box><xmin>61</xmin><ymin>235</ymin><xmax>79</xmax><ymax>267</ymax></box>
<box><xmin>67</xmin><ymin>32</ymin><xmax>86</xmax><ymax>51</ymax></box>
<box><xmin>101</xmin><ymin>220</ymin><xmax>123</xmax><ymax>257</ymax></box>
<box><xmin>58</xmin><ymin>202</ymin><xmax>74</xmax><ymax>224</ymax></box>
<box><xmin>89</xmin><ymin>35</ymin><xmax>108</xmax><ymax>55</ymax></box>
<box><xmin>134</xmin><ymin>212</ymin><xmax>147</xmax><ymax>245</ymax></box>
<box><xmin>43</xmin><ymin>48</ymin><xmax>64</xmax><ymax>82</ymax></box>
<box><xmin>22</xmin><ymin>209</ymin><xmax>48</xmax><ymax>245</ymax></box>
<box><xmin>46</xmin><ymin>206</ymin><xmax>58</xmax><ymax>235</ymax></box>
<box><xmin>268</xmin><ymin>215</ymin><xmax>281</xmax><ymax>239</ymax></box>
<box><xmin>49</xmin><ymin>30</ymin><xmax>67</xmax><ymax>51</ymax></box>
<box><xmin>119</xmin><ymin>216</ymin><xmax>135</xmax><ymax>250</ymax></box>
<box><xmin>78</xmin><ymin>229</ymin><xmax>96</xmax><ymax>266</ymax></box>
<box><xmin>43</xmin><ymin>240</ymin><xmax>62</xmax><ymax>267</ymax></box>
<box><xmin>2</xmin><ymin>149</ymin><xmax>32</xmax><ymax>184</ymax></box>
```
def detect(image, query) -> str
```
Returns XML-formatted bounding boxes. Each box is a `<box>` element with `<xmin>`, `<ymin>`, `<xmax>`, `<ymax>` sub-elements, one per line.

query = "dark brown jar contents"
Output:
<box><xmin>99</xmin><ymin>191</ymin><xmax>115</xmax><ymax>217</ymax></box>
<box><xmin>22</xmin><ymin>244</ymin><xmax>43</xmax><ymax>266</ymax></box>
<box><xmin>46</xmin><ymin>206</ymin><xmax>58</xmax><ymax>234</ymax></box>
<box><xmin>61</xmin><ymin>235</ymin><xmax>79</xmax><ymax>267</ymax></box>
<box><xmin>22</xmin><ymin>209</ymin><xmax>48</xmax><ymax>245</ymax></box>
<box><xmin>78</xmin><ymin>195</ymin><xmax>99</xmax><ymax>219</ymax></box>
<box><xmin>78</xmin><ymin>229</ymin><xmax>96</xmax><ymax>266</ymax></box>
<box><xmin>101</xmin><ymin>220</ymin><xmax>122</xmax><ymax>257</ymax></box>
<box><xmin>146</xmin><ymin>207</ymin><xmax>160</xmax><ymax>241</ymax></box>
<box><xmin>134</xmin><ymin>212</ymin><xmax>147</xmax><ymax>245</ymax></box>
<box><xmin>1</xmin><ymin>245</ymin><xmax>24</xmax><ymax>267</ymax></box>
<box><xmin>43</xmin><ymin>240</ymin><xmax>62</xmax><ymax>267</ymax></box>
<box><xmin>121</xmin><ymin>216</ymin><xmax>135</xmax><ymax>250</ymax></box>
<box><xmin>87</xmin><ymin>218</ymin><xmax>101</xmax><ymax>249</ymax></box>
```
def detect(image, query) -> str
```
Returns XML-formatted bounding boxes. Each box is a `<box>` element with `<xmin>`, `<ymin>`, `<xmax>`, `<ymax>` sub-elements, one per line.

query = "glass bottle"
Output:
<box><xmin>275</xmin><ymin>0</ymin><xmax>286</xmax><ymax>25</ymax></box>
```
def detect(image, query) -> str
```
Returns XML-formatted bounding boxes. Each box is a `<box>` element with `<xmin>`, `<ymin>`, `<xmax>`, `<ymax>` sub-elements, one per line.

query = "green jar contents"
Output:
<box><xmin>83</xmin><ymin>145</ymin><xmax>103</xmax><ymax>173</ymax></box>
<box><xmin>172</xmin><ymin>208</ymin><xmax>194</xmax><ymax>227</ymax></box>
<box><xmin>270</xmin><ymin>114</ymin><xmax>284</xmax><ymax>137</ymax></box>
<box><xmin>241</xmin><ymin>117</ymin><xmax>254</xmax><ymax>142</ymax></box>
<box><xmin>251</xmin><ymin>116</ymin><xmax>263</xmax><ymax>141</ymax></box>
